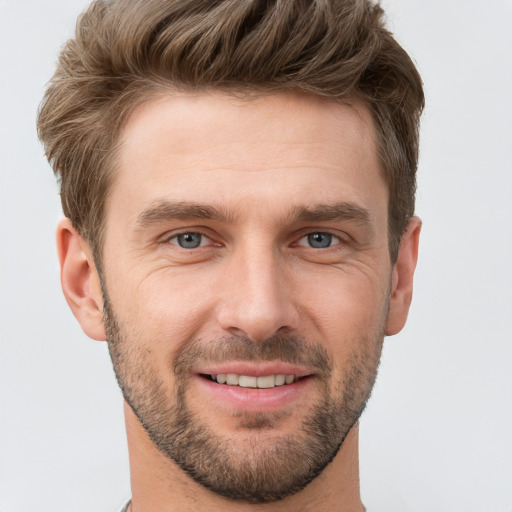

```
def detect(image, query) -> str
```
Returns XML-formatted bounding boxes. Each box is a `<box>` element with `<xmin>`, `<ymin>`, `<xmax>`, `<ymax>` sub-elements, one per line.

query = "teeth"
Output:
<box><xmin>257</xmin><ymin>375</ymin><xmax>276</xmax><ymax>388</ymax></box>
<box><xmin>275</xmin><ymin>374</ymin><xmax>286</xmax><ymax>386</ymax></box>
<box><xmin>239</xmin><ymin>375</ymin><xmax>257</xmax><ymax>388</ymax></box>
<box><xmin>226</xmin><ymin>374</ymin><xmax>239</xmax><ymax>385</ymax></box>
<box><xmin>213</xmin><ymin>373</ymin><xmax>296</xmax><ymax>388</ymax></box>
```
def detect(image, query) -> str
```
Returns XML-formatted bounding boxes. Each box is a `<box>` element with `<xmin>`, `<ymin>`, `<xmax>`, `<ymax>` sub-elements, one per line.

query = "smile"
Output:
<box><xmin>205</xmin><ymin>374</ymin><xmax>298</xmax><ymax>388</ymax></box>
<box><xmin>195</xmin><ymin>363</ymin><xmax>314</xmax><ymax>411</ymax></box>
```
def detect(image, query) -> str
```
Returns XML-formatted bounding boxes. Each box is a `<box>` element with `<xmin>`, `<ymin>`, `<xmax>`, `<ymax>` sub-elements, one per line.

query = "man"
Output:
<box><xmin>37</xmin><ymin>0</ymin><xmax>423</xmax><ymax>510</ymax></box>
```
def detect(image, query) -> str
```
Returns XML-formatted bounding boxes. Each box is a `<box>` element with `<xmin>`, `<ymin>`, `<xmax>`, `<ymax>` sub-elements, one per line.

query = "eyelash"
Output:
<box><xmin>166</xmin><ymin>231</ymin><xmax>215</xmax><ymax>249</ymax></box>
<box><xmin>295</xmin><ymin>232</ymin><xmax>342</xmax><ymax>249</ymax></box>
<box><xmin>165</xmin><ymin>230</ymin><xmax>346</xmax><ymax>250</ymax></box>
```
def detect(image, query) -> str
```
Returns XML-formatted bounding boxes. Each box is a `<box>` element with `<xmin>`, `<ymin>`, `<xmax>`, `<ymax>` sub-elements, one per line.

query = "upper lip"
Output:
<box><xmin>195</xmin><ymin>362</ymin><xmax>314</xmax><ymax>378</ymax></box>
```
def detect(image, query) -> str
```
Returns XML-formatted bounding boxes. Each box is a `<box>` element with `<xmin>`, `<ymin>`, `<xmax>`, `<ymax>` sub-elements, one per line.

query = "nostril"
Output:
<box><xmin>216</xmin><ymin>286</ymin><xmax>300</xmax><ymax>343</ymax></box>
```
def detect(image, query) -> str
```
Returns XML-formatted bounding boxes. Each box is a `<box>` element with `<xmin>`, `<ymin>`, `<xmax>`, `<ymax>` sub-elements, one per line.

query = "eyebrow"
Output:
<box><xmin>135</xmin><ymin>200</ymin><xmax>371</xmax><ymax>229</ymax></box>
<box><xmin>136</xmin><ymin>201</ymin><xmax>237</xmax><ymax>229</ymax></box>
<box><xmin>293</xmin><ymin>202</ymin><xmax>371</xmax><ymax>225</ymax></box>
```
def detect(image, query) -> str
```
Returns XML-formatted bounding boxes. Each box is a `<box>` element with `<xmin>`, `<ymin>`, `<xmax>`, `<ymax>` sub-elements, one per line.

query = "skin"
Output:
<box><xmin>57</xmin><ymin>91</ymin><xmax>421</xmax><ymax>512</ymax></box>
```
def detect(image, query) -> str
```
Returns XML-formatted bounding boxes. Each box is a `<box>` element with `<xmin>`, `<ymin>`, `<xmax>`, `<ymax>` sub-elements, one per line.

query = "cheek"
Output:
<box><xmin>107</xmin><ymin>268</ymin><xmax>215</xmax><ymax>349</ymax></box>
<box><xmin>298</xmin><ymin>267</ymin><xmax>389</xmax><ymax>357</ymax></box>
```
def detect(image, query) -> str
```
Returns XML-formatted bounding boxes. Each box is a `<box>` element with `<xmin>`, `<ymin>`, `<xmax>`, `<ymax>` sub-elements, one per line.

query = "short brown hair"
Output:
<box><xmin>38</xmin><ymin>0</ymin><xmax>424</xmax><ymax>263</ymax></box>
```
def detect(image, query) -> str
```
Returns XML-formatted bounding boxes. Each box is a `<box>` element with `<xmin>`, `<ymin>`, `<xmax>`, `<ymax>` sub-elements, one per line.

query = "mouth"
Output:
<box><xmin>194</xmin><ymin>364</ymin><xmax>314</xmax><ymax>412</ymax></box>
<box><xmin>200</xmin><ymin>373</ymin><xmax>302</xmax><ymax>388</ymax></box>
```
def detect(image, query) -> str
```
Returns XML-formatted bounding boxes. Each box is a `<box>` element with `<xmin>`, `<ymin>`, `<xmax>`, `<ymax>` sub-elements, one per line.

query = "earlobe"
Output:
<box><xmin>386</xmin><ymin>217</ymin><xmax>421</xmax><ymax>336</ymax></box>
<box><xmin>57</xmin><ymin>219</ymin><xmax>106</xmax><ymax>341</ymax></box>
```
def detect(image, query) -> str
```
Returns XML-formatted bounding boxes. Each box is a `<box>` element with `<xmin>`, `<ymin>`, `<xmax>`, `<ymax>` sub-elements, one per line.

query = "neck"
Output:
<box><xmin>125</xmin><ymin>401</ymin><xmax>364</xmax><ymax>512</ymax></box>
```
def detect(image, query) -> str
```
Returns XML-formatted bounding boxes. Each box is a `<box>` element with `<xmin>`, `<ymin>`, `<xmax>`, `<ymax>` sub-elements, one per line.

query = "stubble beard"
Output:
<box><xmin>103</xmin><ymin>294</ymin><xmax>385</xmax><ymax>504</ymax></box>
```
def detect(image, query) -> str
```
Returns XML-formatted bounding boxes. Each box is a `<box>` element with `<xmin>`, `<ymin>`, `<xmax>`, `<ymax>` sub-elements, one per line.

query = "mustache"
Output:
<box><xmin>173</xmin><ymin>334</ymin><xmax>332</xmax><ymax>377</ymax></box>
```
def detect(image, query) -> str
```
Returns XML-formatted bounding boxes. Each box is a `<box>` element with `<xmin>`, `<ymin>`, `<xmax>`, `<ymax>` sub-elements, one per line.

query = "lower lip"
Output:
<box><xmin>195</xmin><ymin>376</ymin><xmax>313</xmax><ymax>412</ymax></box>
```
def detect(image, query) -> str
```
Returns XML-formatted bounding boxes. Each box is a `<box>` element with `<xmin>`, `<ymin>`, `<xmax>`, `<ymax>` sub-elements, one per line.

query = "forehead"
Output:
<box><xmin>108</xmin><ymin>91</ymin><xmax>385</xmax><ymax>227</ymax></box>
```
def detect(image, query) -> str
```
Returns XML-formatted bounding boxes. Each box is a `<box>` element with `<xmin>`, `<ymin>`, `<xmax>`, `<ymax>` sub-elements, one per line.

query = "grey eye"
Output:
<box><xmin>174</xmin><ymin>233</ymin><xmax>203</xmax><ymax>249</ymax></box>
<box><xmin>307</xmin><ymin>233</ymin><xmax>333</xmax><ymax>248</ymax></box>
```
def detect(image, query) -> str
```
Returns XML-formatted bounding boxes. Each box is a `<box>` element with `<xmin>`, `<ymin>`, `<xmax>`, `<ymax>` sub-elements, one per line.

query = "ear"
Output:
<box><xmin>386</xmin><ymin>217</ymin><xmax>422</xmax><ymax>336</ymax></box>
<box><xmin>57</xmin><ymin>218</ymin><xmax>106</xmax><ymax>341</ymax></box>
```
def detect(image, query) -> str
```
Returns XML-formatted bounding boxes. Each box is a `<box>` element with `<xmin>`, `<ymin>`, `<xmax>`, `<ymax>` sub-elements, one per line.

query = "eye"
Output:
<box><xmin>297</xmin><ymin>232</ymin><xmax>341</xmax><ymax>249</ymax></box>
<box><xmin>169</xmin><ymin>232</ymin><xmax>208</xmax><ymax>249</ymax></box>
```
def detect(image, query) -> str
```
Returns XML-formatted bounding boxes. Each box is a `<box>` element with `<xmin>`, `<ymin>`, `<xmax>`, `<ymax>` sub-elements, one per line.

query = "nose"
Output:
<box><xmin>216</xmin><ymin>245</ymin><xmax>300</xmax><ymax>342</ymax></box>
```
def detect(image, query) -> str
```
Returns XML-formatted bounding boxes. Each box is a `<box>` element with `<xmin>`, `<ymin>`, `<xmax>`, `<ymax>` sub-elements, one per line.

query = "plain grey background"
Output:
<box><xmin>1</xmin><ymin>1</ymin><xmax>511</xmax><ymax>511</ymax></box>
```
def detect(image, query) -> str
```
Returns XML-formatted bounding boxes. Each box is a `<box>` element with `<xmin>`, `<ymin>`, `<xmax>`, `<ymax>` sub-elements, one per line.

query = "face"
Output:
<box><xmin>100</xmin><ymin>92</ymin><xmax>392</xmax><ymax>502</ymax></box>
